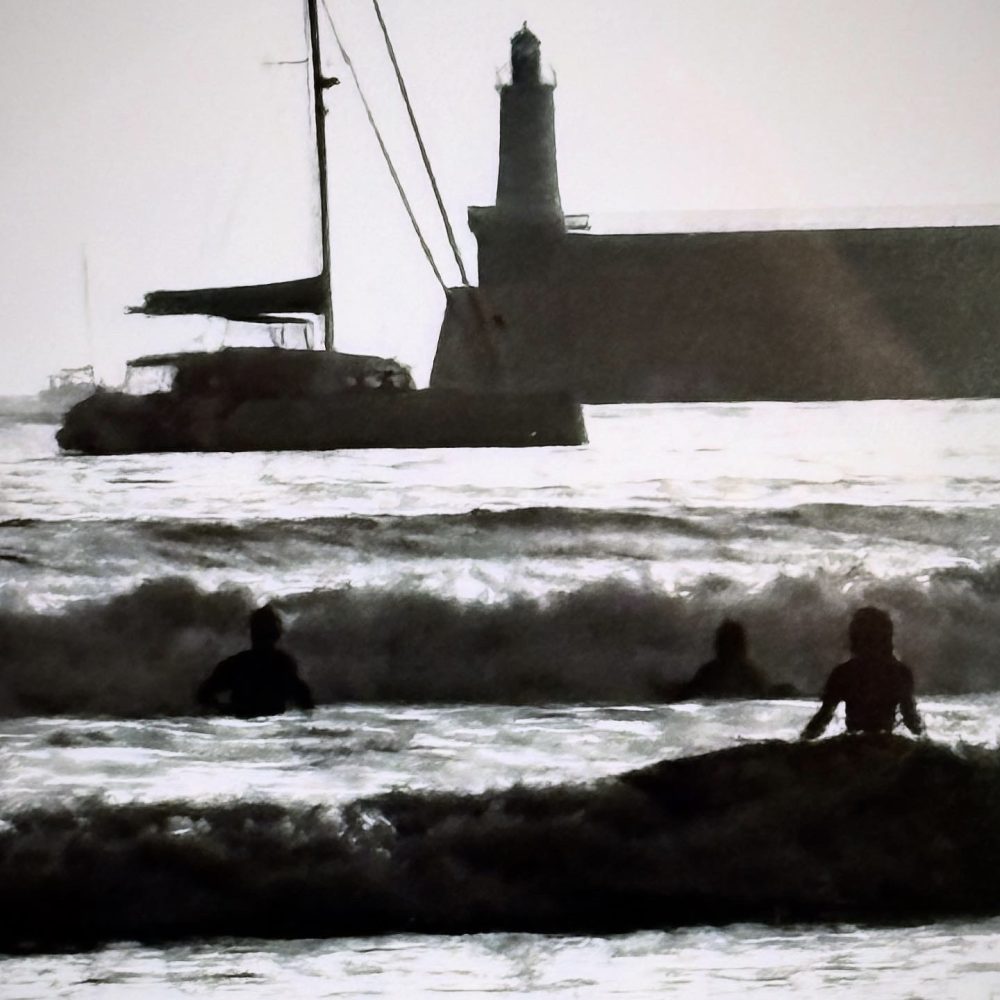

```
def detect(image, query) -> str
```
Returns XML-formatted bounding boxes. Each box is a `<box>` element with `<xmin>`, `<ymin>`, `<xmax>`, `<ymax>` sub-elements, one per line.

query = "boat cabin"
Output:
<box><xmin>122</xmin><ymin>349</ymin><xmax>415</xmax><ymax>400</ymax></box>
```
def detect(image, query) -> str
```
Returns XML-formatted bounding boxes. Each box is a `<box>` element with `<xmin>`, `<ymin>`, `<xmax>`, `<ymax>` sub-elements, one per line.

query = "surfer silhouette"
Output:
<box><xmin>197</xmin><ymin>605</ymin><xmax>314</xmax><ymax>718</ymax></box>
<box><xmin>801</xmin><ymin>606</ymin><xmax>923</xmax><ymax>739</ymax></box>
<box><xmin>681</xmin><ymin>620</ymin><xmax>769</xmax><ymax>699</ymax></box>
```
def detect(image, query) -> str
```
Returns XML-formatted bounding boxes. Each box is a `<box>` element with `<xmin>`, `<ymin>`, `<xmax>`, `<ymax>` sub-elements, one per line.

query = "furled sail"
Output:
<box><xmin>129</xmin><ymin>274</ymin><xmax>329</xmax><ymax>325</ymax></box>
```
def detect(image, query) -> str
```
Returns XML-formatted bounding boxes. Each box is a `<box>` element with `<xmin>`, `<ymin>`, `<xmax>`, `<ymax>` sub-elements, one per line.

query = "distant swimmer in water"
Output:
<box><xmin>801</xmin><ymin>606</ymin><xmax>923</xmax><ymax>740</ymax></box>
<box><xmin>681</xmin><ymin>620</ymin><xmax>770</xmax><ymax>699</ymax></box>
<box><xmin>197</xmin><ymin>605</ymin><xmax>314</xmax><ymax>718</ymax></box>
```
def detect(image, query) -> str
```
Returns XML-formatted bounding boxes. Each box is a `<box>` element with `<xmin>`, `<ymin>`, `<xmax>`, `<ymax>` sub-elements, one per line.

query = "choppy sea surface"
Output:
<box><xmin>3</xmin><ymin>400</ymin><xmax>1000</xmax><ymax>996</ymax></box>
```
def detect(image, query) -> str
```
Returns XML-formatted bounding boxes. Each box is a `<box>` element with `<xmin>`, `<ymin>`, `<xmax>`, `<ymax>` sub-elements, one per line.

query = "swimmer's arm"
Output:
<box><xmin>800</xmin><ymin>697</ymin><xmax>837</xmax><ymax>740</ymax></box>
<box><xmin>899</xmin><ymin>670</ymin><xmax>924</xmax><ymax>736</ymax></box>
<box><xmin>800</xmin><ymin>668</ymin><xmax>843</xmax><ymax>740</ymax></box>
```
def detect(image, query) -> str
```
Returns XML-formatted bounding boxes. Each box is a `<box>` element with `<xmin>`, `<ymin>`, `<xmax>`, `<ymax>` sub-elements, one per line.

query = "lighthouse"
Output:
<box><xmin>469</xmin><ymin>25</ymin><xmax>566</xmax><ymax>281</ymax></box>
<box><xmin>434</xmin><ymin>23</ymin><xmax>1000</xmax><ymax>403</ymax></box>
<box><xmin>495</xmin><ymin>24</ymin><xmax>563</xmax><ymax>222</ymax></box>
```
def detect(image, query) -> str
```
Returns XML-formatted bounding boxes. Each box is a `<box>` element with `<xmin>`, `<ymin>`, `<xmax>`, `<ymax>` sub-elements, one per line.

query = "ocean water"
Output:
<box><xmin>3</xmin><ymin>400</ymin><xmax>1000</xmax><ymax>996</ymax></box>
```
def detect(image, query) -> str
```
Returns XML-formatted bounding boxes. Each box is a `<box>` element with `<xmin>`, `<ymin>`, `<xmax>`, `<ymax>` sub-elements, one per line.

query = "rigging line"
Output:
<box><xmin>318</xmin><ymin>0</ymin><xmax>448</xmax><ymax>293</ymax></box>
<box><xmin>371</xmin><ymin>0</ymin><xmax>470</xmax><ymax>286</ymax></box>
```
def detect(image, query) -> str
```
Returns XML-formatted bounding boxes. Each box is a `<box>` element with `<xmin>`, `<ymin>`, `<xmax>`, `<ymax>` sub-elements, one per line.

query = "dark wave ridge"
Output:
<box><xmin>4</xmin><ymin>564</ymin><xmax>1000</xmax><ymax>717</ymax></box>
<box><xmin>4</xmin><ymin>502</ymin><xmax>994</xmax><ymax>546</ymax></box>
<box><xmin>3</xmin><ymin>737</ymin><xmax>1000</xmax><ymax>952</ymax></box>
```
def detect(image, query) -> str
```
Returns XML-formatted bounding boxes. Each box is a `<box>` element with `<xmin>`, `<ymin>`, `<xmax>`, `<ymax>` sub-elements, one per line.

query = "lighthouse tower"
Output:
<box><xmin>432</xmin><ymin>26</ymin><xmax>572</xmax><ymax>393</ymax></box>
<box><xmin>470</xmin><ymin>25</ymin><xmax>565</xmax><ymax>280</ymax></box>
<box><xmin>496</xmin><ymin>25</ymin><xmax>563</xmax><ymax>221</ymax></box>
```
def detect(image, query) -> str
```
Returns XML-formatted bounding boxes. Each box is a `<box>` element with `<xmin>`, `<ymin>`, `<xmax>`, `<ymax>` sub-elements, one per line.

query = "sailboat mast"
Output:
<box><xmin>306</xmin><ymin>0</ymin><xmax>335</xmax><ymax>350</ymax></box>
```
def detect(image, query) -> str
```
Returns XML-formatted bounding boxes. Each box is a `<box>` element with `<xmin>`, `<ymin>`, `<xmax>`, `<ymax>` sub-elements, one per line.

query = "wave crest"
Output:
<box><xmin>2</xmin><ymin>566</ymin><xmax>1000</xmax><ymax>716</ymax></box>
<box><xmin>3</xmin><ymin>737</ymin><xmax>1000</xmax><ymax>951</ymax></box>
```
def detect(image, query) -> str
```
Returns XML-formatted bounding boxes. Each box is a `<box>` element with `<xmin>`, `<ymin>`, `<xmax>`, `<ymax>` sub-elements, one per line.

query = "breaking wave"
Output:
<box><xmin>4</xmin><ymin>563</ymin><xmax>1000</xmax><ymax>716</ymax></box>
<box><xmin>4</xmin><ymin>503</ymin><xmax>997</xmax><ymax>562</ymax></box>
<box><xmin>5</xmin><ymin>503</ymin><xmax>1000</xmax><ymax>610</ymax></box>
<box><xmin>4</xmin><ymin>737</ymin><xmax>1000</xmax><ymax>952</ymax></box>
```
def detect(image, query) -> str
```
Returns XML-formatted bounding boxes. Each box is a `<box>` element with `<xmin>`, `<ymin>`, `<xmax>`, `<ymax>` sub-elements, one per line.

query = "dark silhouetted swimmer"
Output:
<box><xmin>681</xmin><ymin>620</ymin><xmax>770</xmax><ymax>699</ymax></box>
<box><xmin>198</xmin><ymin>605</ymin><xmax>314</xmax><ymax>718</ymax></box>
<box><xmin>801</xmin><ymin>606</ymin><xmax>923</xmax><ymax>740</ymax></box>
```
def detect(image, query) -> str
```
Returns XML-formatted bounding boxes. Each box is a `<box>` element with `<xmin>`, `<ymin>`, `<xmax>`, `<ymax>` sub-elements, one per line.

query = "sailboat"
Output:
<box><xmin>57</xmin><ymin>0</ymin><xmax>585</xmax><ymax>454</ymax></box>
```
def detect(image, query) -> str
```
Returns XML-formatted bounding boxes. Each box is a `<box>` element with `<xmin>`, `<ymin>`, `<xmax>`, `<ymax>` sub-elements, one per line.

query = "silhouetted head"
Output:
<box><xmin>249</xmin><ymin>605</ymin><xmax>283</xmax><ymax>648</ymax></box>
<box><xmin>714</xmin><ymin>620</ymin><xmax>747</xmax><ymax>661</ymax></box>
<box><xmin>849</xmin><ymin>606</ymin><xmax>894</xmax><ymax>659</ymax></box>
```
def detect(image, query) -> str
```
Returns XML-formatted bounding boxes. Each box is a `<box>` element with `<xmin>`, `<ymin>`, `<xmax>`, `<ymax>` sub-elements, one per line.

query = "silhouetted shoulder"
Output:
<box><xmin>823</xmin><ymin>659</ymin><xmax>854</xmax><ymax>697</ymax></box>
<box><xmin>197</xmin><ymin>653</ymin><xmax>243</xmax><ymax>701</ymax></box>
<box><xmin>268</xmin><ymin>649</ymin><xmax>298</xmax><ymax>671</ymax></box>
<box><xmin>894</xmin><ymin>659</ymin><xmax>916</xmax><ymax>691</ymax></box>
<box><xmin>681</xmin><ymin>657</ymin><xmax>769</xmax><ymax>700</ymax></box>
<box><xmin>219</xmin><ymin>651</ymin><xmax>252</xmax><ymax>671</ymax></box>
<box><xmin>827</xmin><ymin>656</ymin><xmax>914</xmax><ymax>695</ymax></box>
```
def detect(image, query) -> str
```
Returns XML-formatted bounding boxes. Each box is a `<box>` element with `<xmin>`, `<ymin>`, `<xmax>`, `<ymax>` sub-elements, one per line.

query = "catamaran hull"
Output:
<box><xmin>56</xmin><ymin>389</ymin><xmax>587</xmax><ymax>453</ymax></box>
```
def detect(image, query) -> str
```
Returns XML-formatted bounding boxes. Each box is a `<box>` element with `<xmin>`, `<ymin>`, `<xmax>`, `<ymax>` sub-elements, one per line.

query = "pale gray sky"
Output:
<box><xmin>2</xmin><ymin>0</ymin><xmax>1000</xmax><ymax>393</ymax></box>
